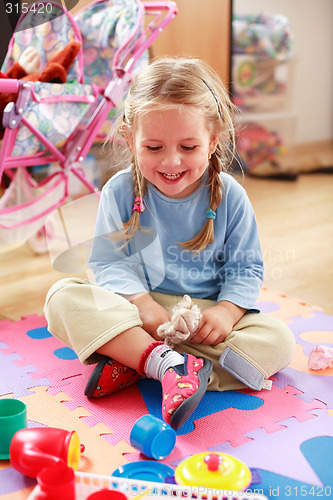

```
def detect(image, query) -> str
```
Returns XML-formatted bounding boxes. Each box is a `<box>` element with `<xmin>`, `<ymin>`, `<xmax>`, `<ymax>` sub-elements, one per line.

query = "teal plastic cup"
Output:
<box><xmin>130</xmin><ymin>414</ymin><xmax>176</xmax><ymax>460</ymax></box>
<box><xmin>0</xmin><ymin>399</ymin><xmax>27</xmax><ymax>459</ymax></box>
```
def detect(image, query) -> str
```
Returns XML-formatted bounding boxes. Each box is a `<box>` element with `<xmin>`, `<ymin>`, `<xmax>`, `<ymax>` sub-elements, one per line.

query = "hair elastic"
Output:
<box><xmin>206</xmin><ymin>208</ymin><xmax>216</xmax><ymax>220</ymax></box>
<box><xmin>133</xmin><ymin>197</ymin><xmax>145</xmax><ymax>213</ymax></box>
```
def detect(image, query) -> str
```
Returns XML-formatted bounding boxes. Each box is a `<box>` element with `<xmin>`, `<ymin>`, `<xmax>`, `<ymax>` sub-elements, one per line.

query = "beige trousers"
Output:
<box><xmin>44</xmin><ymin>277</ymin><xmax>296</xmax><ymax>392</ymax></box>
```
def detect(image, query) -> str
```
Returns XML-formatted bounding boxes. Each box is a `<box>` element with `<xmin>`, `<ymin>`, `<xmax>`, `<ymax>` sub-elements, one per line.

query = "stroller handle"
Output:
<box><xmin>0</xmin><ymin>79</ymin><xmax>19</xmax><ymax>93</ymax></box>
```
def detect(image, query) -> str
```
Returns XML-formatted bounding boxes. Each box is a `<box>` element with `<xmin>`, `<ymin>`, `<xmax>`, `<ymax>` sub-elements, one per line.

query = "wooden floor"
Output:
<box><xmin>1</xmin><ymin>144</ymin><xmax>333</xmax><ymax>321</ymax></box>
<box><xmin>242</xmin><ymin>172</ymin><xmax>333</xmax><ymax>315</ymax></box>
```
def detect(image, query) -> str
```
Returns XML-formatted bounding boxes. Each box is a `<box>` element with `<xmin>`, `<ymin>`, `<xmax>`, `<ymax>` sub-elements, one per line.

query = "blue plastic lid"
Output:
<box><xmin>112</xmin><ymin>461</ymin><xmax>175</xmax><ymax>483</ymax></box>
<box><xmin>146</xmin><ymin>427</ymin><xmax>176</xmax><ymax>460</ymax></box>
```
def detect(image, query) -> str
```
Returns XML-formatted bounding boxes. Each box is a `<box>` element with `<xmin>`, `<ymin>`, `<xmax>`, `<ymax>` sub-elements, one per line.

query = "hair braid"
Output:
<box><xmin>208</xmin><ymin>153</ymin><xmax>223</xmax><ymax>212</ymax></box>
<box><xmin>122</xmin><ymin>163</ymin><xmax>147</xmax><ymax>237</ymax></box>
<box><xmin>179</xmin><ymin>153</ymin><xmax>222</xmax><ymax>253</ymax></box>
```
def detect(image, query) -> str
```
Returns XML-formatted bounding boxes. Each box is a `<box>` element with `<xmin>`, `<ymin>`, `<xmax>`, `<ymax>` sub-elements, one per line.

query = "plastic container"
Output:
<box><xmin>0</xmin><ymin>399</ymin><xmax>27</xmax><ymax>459</ymax></box>
<box><xmin>86</xmin><ymin>489</ymin><xmax>127</xmax><ymax>499</ymax></box>
<box><xmin>130</xmin><ymin>415</ymin><xmax>176</xmax><ymax>460</ymax></box>
<box><xmin>36</xmin><ymin>462</ymin><xmax>76</xmax><ymax>500</ymax></box>
<box><xmin>10</xmin><ymin>427</ymin><xmax>83</xmax><ymax>478</ymax></box>
<box><xmin>236</xmin><ymin>111</ymin><xmax>297</xmax><ymax>172</ymax></box>
<box><xmin>232</xmin><ymin>55</ymin><xmax>295</xmax><ymax>112</ymax></box>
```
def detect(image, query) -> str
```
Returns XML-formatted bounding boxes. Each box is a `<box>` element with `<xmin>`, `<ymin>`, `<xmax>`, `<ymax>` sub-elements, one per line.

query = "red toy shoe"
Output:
<box><xmin>84</xmin><ymin>356</ymin><xmax>140</xmax><ymax>398</ymax></box>
<box><xmin>161</xmin><ymin>353</ymin><xmax>212</xmax><ymax>430</ymax></box>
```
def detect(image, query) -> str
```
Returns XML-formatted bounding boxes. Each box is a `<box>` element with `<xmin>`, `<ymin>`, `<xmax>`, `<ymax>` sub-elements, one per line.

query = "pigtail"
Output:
<box><xmin>122</xmin><ymin>163</ymin><xmax>147</xmax><ymax>238</ymax></box>
<box><xmin>105</xmin><ymin>111</ymin><xmax>149</xmax><ymax>247</ymax></box>
<box><xmin>107</xmin><ymin>162</ymin><xmax>148</xmax><ymax>247</ymax></box>
<box><xmin>180</xmin><ymin>153</ymin><xmax>222</xmax><ymax>253</ymax></box>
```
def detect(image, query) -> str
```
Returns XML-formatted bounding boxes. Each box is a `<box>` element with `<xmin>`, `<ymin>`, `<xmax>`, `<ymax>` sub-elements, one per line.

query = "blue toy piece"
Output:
<box><xmin>130</xmin><ymin>414</ymin><xmax>176</xmax><ymax>460</ymax></box>
<box><xmin>112</xmin><ymin>461</ymin><xmax>175</xmax><ymax>483</ymax></box>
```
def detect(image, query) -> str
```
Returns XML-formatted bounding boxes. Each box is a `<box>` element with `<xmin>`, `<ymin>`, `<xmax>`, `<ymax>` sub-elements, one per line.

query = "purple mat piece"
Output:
<box><xmin>0</xmin><ymin>350</ymin><xmax>51</xmax><ymax>397</ymax></box>
<box><xmin>274</xmin><ymin>367</ymin><xmax>333</xmax><ymax>406</ymax></box>
<box><xmin>288</xmin><ymin>311</ymin><xmax>333</xmax><ymax>356</ymax></box>
<box><xmin>0</xmin><ymin>467</ymin><xmax>36</xmax><ymax>495</ymax></box>
<box><xmin>211</xmin><ymin>408</ymin><xmax>333</xmax><ymax>486</ymax></box>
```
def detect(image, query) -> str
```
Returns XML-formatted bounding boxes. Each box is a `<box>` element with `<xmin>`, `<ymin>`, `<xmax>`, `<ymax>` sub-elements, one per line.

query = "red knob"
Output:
<box><xmin>204</xmin><ymin>453</ymin><xmax>223</xmax><ymax>471</ymax></box>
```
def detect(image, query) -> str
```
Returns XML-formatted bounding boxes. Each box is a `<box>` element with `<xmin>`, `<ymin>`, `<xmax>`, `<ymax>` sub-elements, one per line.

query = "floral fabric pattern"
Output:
<box><xmin>1</xmin><ymin>0</ymin><xmax>148</xmax><ymax>155</ymax></box>
<box><xmin>11</xmin><ymin>81</ymin><xmax>96</xmax><ymax>156</ymax></box>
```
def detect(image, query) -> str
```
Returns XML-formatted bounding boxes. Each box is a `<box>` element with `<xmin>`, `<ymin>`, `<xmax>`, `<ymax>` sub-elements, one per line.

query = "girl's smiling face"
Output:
<box><xmin>127</xmin><ymin>105</ymin><xmax>218</xmax><ymax>199</ymax></box>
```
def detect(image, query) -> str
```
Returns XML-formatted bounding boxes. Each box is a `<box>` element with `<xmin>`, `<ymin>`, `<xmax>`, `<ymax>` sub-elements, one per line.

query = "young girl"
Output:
<box><xmin>44</xmin><ymin>57</ymin><xmax>295</xmax><ymax>430</ymax></box>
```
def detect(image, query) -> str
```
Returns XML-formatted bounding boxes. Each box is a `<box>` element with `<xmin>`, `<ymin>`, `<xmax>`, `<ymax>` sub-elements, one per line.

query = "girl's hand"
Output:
<box><xmin>130</xmin><ymin>294</ymin><xmax>171</xmax><ymax>340</ymax></box>
<box><xmin>190</xmin><ymin>301</ymin><xmax>246</xmax><ymax>346</ymax></box>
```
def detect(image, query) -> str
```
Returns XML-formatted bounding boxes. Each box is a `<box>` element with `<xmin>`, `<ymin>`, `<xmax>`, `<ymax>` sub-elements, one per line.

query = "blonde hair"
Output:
<box><xmin>108</xmin><ymin>56</ymin><xmax>236</xmax><ymax>252</ymax></box>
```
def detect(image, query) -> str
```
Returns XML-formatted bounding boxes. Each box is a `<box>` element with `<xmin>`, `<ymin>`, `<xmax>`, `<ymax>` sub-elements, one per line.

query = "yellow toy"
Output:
<box><xmin>175</xmin><ymin>452</ymin><xmax>252</xmax><ymax>492</ymax></box>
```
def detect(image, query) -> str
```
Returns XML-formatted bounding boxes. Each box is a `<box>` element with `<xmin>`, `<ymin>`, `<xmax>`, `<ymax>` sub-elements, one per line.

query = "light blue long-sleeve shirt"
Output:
<box><xmin>89</xmin><ymin>167</ymin><xmax>264</xmax><ymax>309</ymax></box>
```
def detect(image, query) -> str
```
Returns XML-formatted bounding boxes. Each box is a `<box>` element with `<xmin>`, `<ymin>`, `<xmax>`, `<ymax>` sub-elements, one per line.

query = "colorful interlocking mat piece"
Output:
<box><xmin>0</xmin><ymin>287</ymin><xmax>333</xmax><ymax>500</ymax></box>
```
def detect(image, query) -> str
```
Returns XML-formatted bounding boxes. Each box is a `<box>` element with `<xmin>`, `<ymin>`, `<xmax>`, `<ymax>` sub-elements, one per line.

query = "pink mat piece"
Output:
<box><xmin>0</xmin><ymin>315</ymin><xmax>88</xmax><ymax>383</ymax></box>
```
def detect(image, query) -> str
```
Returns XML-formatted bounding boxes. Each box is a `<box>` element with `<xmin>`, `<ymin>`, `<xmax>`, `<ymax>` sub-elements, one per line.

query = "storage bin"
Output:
<box><xmin>232</xmin><ymin>55</ymin><xmax>295</xmax><ymax>112</ymax></box>
<box><xmin>236</xmin><ymin>111</ymin><xmax>297</xmax><ymax>173</ymax></box>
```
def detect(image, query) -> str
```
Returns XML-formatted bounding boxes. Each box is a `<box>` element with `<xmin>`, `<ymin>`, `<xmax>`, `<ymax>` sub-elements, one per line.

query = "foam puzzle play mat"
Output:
<box><xmin>0</xmin><ymin>287</ymin><xmax>332</xmax><ymax>500</ymax></box>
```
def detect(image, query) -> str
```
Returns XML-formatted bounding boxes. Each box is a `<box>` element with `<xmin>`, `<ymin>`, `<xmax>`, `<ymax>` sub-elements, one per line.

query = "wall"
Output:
<box><xmin>148</xmin><ymin>0</ymin><xmax>231</xmax><ymax>88</ymax></box>
<box><xmin>234</xmin><ymin>0</ymin><xmax>333</xmax><ymax>144</ymax></box>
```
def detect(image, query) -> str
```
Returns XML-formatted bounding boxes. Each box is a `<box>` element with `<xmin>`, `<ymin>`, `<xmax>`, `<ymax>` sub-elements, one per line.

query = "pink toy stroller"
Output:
<box><xmin>0</xmin><ymin>0</ymin><xmax>177</xmax><ymax>252</ymax></box>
